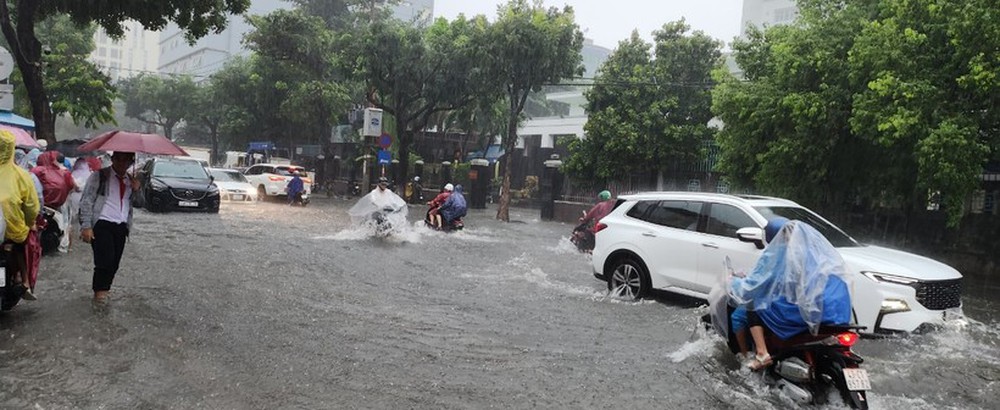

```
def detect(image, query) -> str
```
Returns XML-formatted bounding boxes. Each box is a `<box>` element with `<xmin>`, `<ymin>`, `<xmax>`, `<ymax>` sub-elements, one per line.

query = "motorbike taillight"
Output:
<box><xmin>594</xmin><ymin>222</ymin><xmax>607</xmax><ymax>233</ymax></box>
<box><xmin>836</xmin><ymin>332</ymin><xmax>859</xmax><ymax>347</ymax></box>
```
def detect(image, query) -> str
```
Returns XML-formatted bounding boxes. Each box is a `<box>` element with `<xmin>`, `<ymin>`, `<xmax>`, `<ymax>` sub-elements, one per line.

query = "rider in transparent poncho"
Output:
<box><xmin>727</xmin><ymin>219</ymin><xmax>853</xmax><ymax>369</ymax></box>
<box><xmin>347</xmin><ymin>177</ymin><xmax>407</xmax><ymax>234</ymax></box>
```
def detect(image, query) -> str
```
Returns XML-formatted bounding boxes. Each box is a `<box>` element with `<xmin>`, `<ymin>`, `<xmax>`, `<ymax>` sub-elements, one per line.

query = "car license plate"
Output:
<box><xmin>843</xmin><ymin>368</ymin><xmax>871</xmax><ymax>391</ymax></box>
<box><xmin>231</xmin><ymin>194</ymin><xmax>244</xmax><ymax>201</ymax></box>
<box><xmin>178</xmin><ymin>201</ymin><xmax>198</xmax><ymax>207</ymax></box>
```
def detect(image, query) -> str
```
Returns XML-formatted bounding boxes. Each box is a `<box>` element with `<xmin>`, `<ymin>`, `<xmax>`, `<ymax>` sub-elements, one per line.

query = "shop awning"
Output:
<box><xmin>0</xmin><ymin>110</ymin><xmax>35</xmax><ymax>130</ymax></box>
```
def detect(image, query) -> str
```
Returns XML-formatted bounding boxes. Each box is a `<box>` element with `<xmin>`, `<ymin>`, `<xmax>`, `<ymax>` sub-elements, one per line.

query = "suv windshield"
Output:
<box><xmin>753</xmin><ymin>206</ymin><xmax>860</xmax><ymax>248</ymax></box>
<box><xmin>210</xmin><ymin>169</ymin><xmax>248</xmax><ymax>183</ymax></box>
<box><xmin>153</xmin><ymin>160</ymin><xmax>210</xmax><ymax>179</ymax></box>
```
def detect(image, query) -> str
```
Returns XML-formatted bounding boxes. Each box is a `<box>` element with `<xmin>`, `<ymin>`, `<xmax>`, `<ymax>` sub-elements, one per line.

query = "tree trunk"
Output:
<box><xmin>397</xmin><ymin>127</ymin><xmax>411</xmax><ymax>195</ymax></box>
<box><xmin>0</xmin><ymin>1</ymin><xmax>56</xmax><ymax>144</ymax></box>
<box><xmin>495</xmin><ymin>150</ymin><xmax>513</xmax><ymax>222</ymax></box>
<box><xmin>209</xmin><ymin>125</ymin><xmax>219</xmax><ymax>165</ymax></box>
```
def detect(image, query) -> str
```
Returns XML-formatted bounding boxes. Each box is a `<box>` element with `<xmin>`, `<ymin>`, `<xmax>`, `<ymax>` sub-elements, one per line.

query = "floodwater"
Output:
<box><xmin>1</xmin><ymin>198</ymin><xmax>997</xmax><ymax>409</ymax></box>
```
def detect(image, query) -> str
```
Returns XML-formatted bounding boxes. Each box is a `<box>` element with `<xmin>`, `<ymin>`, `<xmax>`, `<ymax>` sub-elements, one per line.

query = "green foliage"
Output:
<box><xmin>347</xmin><ymin>15</ymin><xmax>492</xmax><ymax>186</ymax></box>
<box><xmin>9</xmin><ymin>14</ymin><xmax>115</xmax><ymax>129</ymax></box>
<box><xmin>482</xmin><ymin>0</ymin><xmax>584</xmax><ymax>220</ymax></box>
<box><xmin>564</xmin><ymin>22</ymin><xmax>721</xmax><ymax>181</ymax></box>
<box><xmin>713</xmin><ymin>0</ymin><xmax>1000</xmax><ymax>226</ymax></box>
<box><xmin>41</xmin><ymin>0</ymin><xmax>251</xmax><ymax>43</ymax></box>
<box><xmin>1</xmin><ymin>0</ymin><xmax>249</xmax><ymax>142</ymax></box>
<box><xmin>118</xmin><ymin>74</ymin><xmax>198</xmax><ymax>140</ymax></box>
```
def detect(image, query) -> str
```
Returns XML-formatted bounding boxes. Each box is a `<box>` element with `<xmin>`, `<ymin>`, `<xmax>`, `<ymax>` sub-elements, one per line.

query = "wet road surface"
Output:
<box><xmin>2</xmin><ymin>198</ymin><xmax>998</xmax><ymax>409</ymax></box>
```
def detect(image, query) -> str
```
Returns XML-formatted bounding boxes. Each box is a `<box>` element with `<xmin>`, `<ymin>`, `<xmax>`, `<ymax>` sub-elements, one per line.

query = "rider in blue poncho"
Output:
<box><xmin>439</xmin><ymin>184</ymin><xmax>467</xmax><ymax>226</ymax></box>
<box><xmin>728</xmin><ymin>218</ymin><xmax>853</xmax><ymax>370</ymax></box>
<box><xmin>286</xmin><ymin>171</ymin><xmax>304</xmax><ymax>205</ymax></box>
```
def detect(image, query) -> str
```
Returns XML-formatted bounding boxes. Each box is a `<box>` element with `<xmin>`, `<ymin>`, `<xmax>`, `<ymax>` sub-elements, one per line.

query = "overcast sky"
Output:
<box><xmin>433</xmin><ymin>0</ymin><xmax>744</xmax><ymax>51</ymax></box>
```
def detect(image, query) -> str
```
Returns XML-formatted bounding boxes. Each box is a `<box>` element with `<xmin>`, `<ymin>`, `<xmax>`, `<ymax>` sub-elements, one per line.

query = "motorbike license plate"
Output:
<box><xmin>843</xmin><ymin>368</ymin><xmax>871</xmax><ymax>391</ymax></box>
<box><xmin>178</xmin><ymin>201</ymin><xmax>199</xmax><ymax>207</ymax></box>
<box><xmin>231</xmin><ymin>194</ymin><xmax>244</xmax><ymax>201</ymax></box>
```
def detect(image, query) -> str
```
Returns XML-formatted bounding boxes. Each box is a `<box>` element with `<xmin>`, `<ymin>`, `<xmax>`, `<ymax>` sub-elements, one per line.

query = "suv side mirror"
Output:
<box><xmin>736</xmin><ymin>227</ymin><xmax>766</xmax><ymax>249</ymax></box>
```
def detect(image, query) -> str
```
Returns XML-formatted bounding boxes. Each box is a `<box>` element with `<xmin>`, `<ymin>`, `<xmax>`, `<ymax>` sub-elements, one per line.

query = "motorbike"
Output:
<box><xmin>570</xmin><ymin>211</ymin><xmax>595</xmax><ymax>253</ymax></box>
<box><xmin>0</xmin><ymin>243</ymin><xmax>25</xmax><ymax>311</ymax></box>
<box><xmin>703</xmin><ymin>306</ymin><xmax>870</xmax><ymax>409</ymax></box>
<box><xmin>370</xmin><ymin>206</ymin><xmax>406</xmax><ymax>238</ymax></box>
<box><xmin>424</xmin><ymin>208</ymin><xmax>463</xmax><ymax>232</ymax></box>
<box><xmin>570</xmin><ymin>222</ymin><xmax>594</xmax><ymax>253</ymax></box>
<box><xmin>289</xmin><ymin>191</ymin><xmax>309</xmax><ymax>207</ymax></box>
<box><xmin>39</xmin><ymin>207</ymin><xmax>62</xmax><ymax>255</ymax></box>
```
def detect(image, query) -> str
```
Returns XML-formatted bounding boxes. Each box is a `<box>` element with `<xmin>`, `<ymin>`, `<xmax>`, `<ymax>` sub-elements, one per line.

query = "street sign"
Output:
<box><xmin>377</xmin><ymin>149</ymin><xmax>391</xmax><ymax>165</ymax></box>
<box><xmin>378</xmin><ymin>133</ymin><xmax>392</xmax><ymax>149</ymax></box>
<box><xmin>363</xmin><ymin>108</ymin><xmax>383</xmax><ymax>137</ymax></box>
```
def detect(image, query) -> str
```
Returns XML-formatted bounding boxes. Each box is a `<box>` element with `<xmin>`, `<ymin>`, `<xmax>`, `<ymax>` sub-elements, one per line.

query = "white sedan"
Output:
<box><xmin>208</xmin><ymin>168</ymin><xmax>257</xmax><ymax>202</ymax></box>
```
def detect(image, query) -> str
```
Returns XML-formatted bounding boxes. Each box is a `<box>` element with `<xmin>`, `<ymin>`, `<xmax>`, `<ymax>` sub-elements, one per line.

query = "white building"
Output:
<box><xmin>90</xmin><ymin>21</ymin><xmax>160</xmax><ymax>82</ymax></box>
<box><xmin>740</xmin><ymin>0</ymin><xmax>798</xmax><ymax>34</ymax></box>
<box><xmin>159</xmin><ymin>0</ymin><xmax>435</xmax><ymax>78</ymax></box>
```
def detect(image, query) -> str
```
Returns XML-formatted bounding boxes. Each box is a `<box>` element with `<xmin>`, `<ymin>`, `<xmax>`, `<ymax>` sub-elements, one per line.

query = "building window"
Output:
<box><xmin>98</xmin><ymin>47</ymin><xmax>107</xmax><ymax>57</ymax></box>
<box><xmin>774</xmin><ymin>7</ymin><xmax>797</xmax><ymax>23</ymax></box>
<box><xmin>110</xmin><ymin>49</ymin><xmax>119</xmax><ymax>59</ymax></box>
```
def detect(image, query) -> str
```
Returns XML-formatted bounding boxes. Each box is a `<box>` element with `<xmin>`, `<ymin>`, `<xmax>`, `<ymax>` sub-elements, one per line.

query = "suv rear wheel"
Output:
<box><xmin>607</xmin><ymin>256</ymin><xmax>650</xmax><ymax>299</ymax></box>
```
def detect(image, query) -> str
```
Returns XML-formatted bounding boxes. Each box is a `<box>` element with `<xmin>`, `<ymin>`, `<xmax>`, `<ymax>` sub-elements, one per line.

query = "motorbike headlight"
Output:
<box><xmin>862</xmin><ymin>271</ymin><xmax>918</xmax><ymax>285</ymax></box>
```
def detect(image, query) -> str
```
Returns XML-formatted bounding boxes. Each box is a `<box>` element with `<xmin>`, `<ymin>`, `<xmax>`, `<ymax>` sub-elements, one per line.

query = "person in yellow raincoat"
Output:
<box><xmin>1</xmin><ymin>129</ymin><xmax>41</xmax><ymax>300</ymax></box>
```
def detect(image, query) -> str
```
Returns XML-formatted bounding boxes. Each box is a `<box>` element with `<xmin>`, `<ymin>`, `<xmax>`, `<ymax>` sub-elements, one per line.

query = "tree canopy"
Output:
<box><xmin>712</xmin><ymin>0</ymin><xmax>1000</xmax><ymax>226</ymax></box>
<box><xmin>564</xmin><ymin>22</ymin><xmax>721</xmax><ymax>183</ymax></box>
<box><xmin>483</xmin><ymin>0</ymin><xmax>584</xmax><ymax>221</ymax></box>
<box><xmin>0</xmin><ymin>0</ymin><xmax>249</xmax><ymax>142</ymax></box>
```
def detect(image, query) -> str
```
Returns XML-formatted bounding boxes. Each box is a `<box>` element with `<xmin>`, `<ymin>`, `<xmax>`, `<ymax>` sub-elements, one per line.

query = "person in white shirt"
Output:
<box><xmin>78</xmin><ymin>151</ymin><xmax>143</xmax><ymax>305</ymax></box>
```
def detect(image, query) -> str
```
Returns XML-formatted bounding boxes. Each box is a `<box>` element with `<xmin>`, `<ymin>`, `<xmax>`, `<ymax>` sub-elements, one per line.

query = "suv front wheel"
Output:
<box><xmin>607</xmin><ymin>256</ymin><xmax>650</xmax><ymax>300</ymax></box>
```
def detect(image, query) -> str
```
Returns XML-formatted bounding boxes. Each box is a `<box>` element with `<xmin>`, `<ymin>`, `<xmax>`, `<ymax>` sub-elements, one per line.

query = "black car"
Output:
<box><xmin>136</xmin><ymin>157</ymin><xmax>220</xmax><ymax>213</ymax></box>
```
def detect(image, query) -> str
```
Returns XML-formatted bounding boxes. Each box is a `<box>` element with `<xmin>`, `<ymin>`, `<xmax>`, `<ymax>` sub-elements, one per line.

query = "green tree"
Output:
<box><xmin>0</xmin><ymin>0</ymin><xmax>249</xmax><ymax>144</ymax></box>
<box><xmin>712</xmin><ymin>1</ymin><xmax>882</xmax><ymax>214</ymax></box>
<box><xmin>565</xmin><ymin>22</ymin><xmax>721</xmax><ymax>183</ymax></box>
<box><xmin>7</xmin><ymin>14</ymin><xmax>115</xmax><ymax>130</ymax></box>
<box><xmin>243</xmin><ymin>9</ymin><xmax>354</xmax><ymax>150</ymax></box>
<box><xmin>118</xmin><ymin>74</ymin><xmax>198</xmax><ymax>140</ymax></box>
<box><xmin>713</xmin><ymin>0</ymin><xmax>999</xmax><ymax>226</ymax></box>
<box><xmin>483</xmin><ymin>0</ymin><xmax>584</xmax><ymax>221</ymax></box>
<box><xmin>348</xmin><ymin>15</ymin><xmax>491</xmax><ymax>187</ymax></box>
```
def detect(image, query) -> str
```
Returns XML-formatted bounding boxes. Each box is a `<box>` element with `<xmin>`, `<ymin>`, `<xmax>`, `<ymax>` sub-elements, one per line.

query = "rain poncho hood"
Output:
<box><xmin>728</xmin><ymin>220</ymin><xmax>853</xmax><ymax>338</ymax></box>
<box><xmin>32</xmin><ymin>150</ymin><xmax>73</xmax><ymax>208</ymax></box>
<box><xmin>19</xmin><ymin>148</ymin><xmax>40</xmax><ymax>169</ymax></box>
<box><xmin>1</xmin><ymin>130</ymin><xmax>41</xmax><ymax>243</ymax></box>
<box><xmin>348</xmin><ymin>187</ymin><xmax>408</xmax><ymax>230</ymax></box>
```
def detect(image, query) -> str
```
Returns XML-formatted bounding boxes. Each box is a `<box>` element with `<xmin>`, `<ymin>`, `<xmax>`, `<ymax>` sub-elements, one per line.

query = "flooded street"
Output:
<box><xmin>2</xmin><ymin>198</ymin><xmax>998</xmax><ymax>409</ymax></box>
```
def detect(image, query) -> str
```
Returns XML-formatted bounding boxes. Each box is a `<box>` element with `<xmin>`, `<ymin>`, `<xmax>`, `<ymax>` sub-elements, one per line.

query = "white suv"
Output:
<box><xmin>591</xmin><ymin>192</ymin><xmax>963</xmax><ymax>334</ymax></box>
<box><xmin>242</xmin><ymin>163</ymin><xmax>312</xmax><ymax>200</ymax></box>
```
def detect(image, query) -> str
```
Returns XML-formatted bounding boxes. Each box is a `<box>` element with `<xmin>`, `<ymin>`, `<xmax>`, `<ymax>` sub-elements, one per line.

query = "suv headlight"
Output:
<box><xmin>150</xmin><ymin>180</ymin><xmax>169</xmax><ymax>192</ymax></box>
<box><xmin>862</xmin><ymin>271</ymin><xmax>919</xmax><ymax>285</ymax></box>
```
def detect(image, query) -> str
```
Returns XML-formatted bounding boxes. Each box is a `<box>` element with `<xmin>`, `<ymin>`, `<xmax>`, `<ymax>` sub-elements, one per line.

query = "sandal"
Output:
<box><xmin>748</xmin><ymin>353</ymin><xmax>772</xmax><ymax>371</ymax></box>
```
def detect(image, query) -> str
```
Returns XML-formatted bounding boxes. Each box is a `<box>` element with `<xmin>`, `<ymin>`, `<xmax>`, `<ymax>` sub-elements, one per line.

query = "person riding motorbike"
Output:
<box><xmin>437</xmin><ymin>184</ymin><xmax>467</xmax><ymax>230</ymax></box>
<box><xmin>1</xmin><ymin>130</ymin><xmax>41</xmax><ymax>303</ymax></box>
<box><xmin>728</xmin><ymin>218</ymin><xmax>853</xmax><ymax>371</ymax></box>
<box><xmin>347</xmin><ymin>176</ymin><xmax>407</xmax><ymax>236</ymax></box>
<box><xmin>580</xmin><ymin>190</ymin><xmax>614</xmax><ymax>230</ymax></box>
<box><xmin>427</xmin><ymin>183</ymin><xmax>453</xmax><ymax>229</ymax></box>
<box><xmin>286</xmin><ymin>170</ymin><xmax>305</xmax><ymax>206</ymax></box>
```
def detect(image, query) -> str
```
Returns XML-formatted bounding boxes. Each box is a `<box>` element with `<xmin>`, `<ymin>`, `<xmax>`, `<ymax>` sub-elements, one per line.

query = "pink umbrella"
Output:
<box><xmin>1</xmin><ymin>124</ymin><xmax>39</xmax><ymax>148</ymax></box>
<box><xmin>78</xmin><ymin>130</ymin><xmax>189</xmax><ymax>156</ymax></box>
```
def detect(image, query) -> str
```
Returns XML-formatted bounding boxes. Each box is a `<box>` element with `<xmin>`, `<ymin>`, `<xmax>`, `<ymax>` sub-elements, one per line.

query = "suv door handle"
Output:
<box><xmin>702</xmin><ymin>242</ymin><xmax>719</xmax><ymax>249</ymax></box>
<box><xmin>641</xmin><ymin>232</ymin><xmax>656</xmax><ymax>237</ymax></box>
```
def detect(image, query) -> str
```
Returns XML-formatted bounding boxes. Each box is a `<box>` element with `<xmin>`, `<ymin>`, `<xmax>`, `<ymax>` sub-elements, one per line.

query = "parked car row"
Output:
<box><xmin>589</xmin><ymin>192</ymin><xmax>964</xmax><ymax>335</ymax></box>
<box><xmin>133</xmin><ymin>158</ymin><xmax>310</xmax><ymax>213</ymax></box>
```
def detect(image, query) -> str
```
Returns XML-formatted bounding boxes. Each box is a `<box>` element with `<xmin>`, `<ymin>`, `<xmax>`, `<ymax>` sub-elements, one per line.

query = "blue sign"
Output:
<box><xmin>378</xmin><ymin>133</ymin><xmax>393</xmax><ymax>149</ymax></box>
<box><xmin>377</xmin><ymin>149</ymin><xmax>391</xmax><ymax>165</ymax></box>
